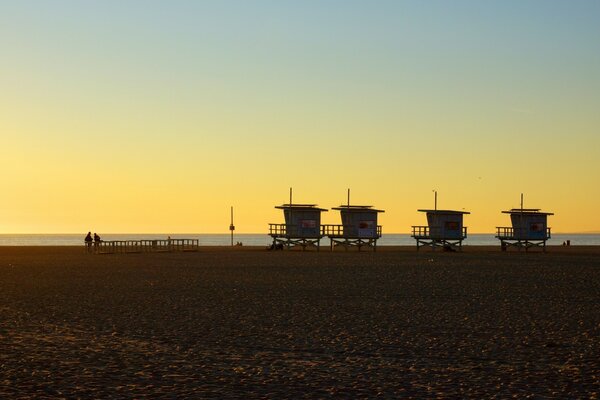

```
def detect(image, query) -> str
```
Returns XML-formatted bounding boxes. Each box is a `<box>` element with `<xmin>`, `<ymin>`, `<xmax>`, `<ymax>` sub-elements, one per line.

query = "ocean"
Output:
<box><xmin>0</xmin><ymin>233</ymin><xmax>598</xmax><ymax>246</ymax></box>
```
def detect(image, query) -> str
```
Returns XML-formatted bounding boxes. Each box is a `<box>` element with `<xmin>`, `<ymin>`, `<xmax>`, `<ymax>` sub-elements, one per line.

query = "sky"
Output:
<box><xmin>1</xmin><ymin>0</ymin><xmax>599</xmax><ymax>234</ymax></box>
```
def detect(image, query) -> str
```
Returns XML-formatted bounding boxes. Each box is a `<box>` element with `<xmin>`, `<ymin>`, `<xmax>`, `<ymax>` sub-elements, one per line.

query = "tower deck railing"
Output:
<box><xmin>268</xmin><ymin>224</ymin><xmax>323</xmax><ymax>238</ymax></box>
<box><xmin>411</xmin><ymin>226</ymin><xmax>468</xmax><ymax>239</ymax></box>
<box><xmin>321</xmin><ymin>224</ymin><xmax>382</xmax><ymax>238</ymax></box>
<box><xmin>495</xmin><ymin>227</ymin><xmax>551</xmax><ymax>240</ymax></box>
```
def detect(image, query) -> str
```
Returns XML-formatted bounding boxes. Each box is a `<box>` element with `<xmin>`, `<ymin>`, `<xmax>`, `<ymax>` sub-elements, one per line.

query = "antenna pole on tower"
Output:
<box><xmin>521</xmin><ymin>193</ymin><xmax>524</xmax><ymax>211</ymax></box>
<box><xmin>289</xmin><ymin>188</ymin><xmax>293</xmax><ymax>235</ymax></box>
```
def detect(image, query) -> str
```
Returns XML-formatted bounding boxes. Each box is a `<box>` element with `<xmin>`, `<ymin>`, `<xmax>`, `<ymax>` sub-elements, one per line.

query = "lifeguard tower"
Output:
<box><xmin>496</xmin><ymin>195</ymin><xmax>553</xmax><ymax>252</ymax></box>
<box><xmin>411</xmin><ymin>192</ymin><xmax>469</xmax><ymax>251</ymax></box>
<box><xmin>322</xmin><ymin>190</ymin><xmax>384</xmax><ymax>251</ymax></box>
<box><xmin>268</xmin><ymin>189</ymin><xmax>327</xmax><ymax>250</ymax></box>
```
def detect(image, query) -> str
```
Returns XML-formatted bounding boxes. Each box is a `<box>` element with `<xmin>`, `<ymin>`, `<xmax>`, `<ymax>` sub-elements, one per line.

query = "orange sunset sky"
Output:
<box><xmin>1</xmin><ymin>1</ymin><xmax>599</xmax><ymax>233</ymax></box>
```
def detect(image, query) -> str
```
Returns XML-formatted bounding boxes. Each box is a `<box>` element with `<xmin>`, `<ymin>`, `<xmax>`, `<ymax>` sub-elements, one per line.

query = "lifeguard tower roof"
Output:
<box><xmin>275</xmin><ymin>204</ymin><xmax>328</xmax><ymax>211</ymax></box>
<box><xmin>332</xmin><ymin>205</ymin><xmax>385</xmax><ymax>213</ymax></box>
<box><xmin>418</xmin><ymin>209</ymin><xmax>470</xmax><ymax>214</ymax></box>
<box><xmin>502</xmin><ymin>208</ymin><xmax>554</xmax><ymax>215</ymax></box>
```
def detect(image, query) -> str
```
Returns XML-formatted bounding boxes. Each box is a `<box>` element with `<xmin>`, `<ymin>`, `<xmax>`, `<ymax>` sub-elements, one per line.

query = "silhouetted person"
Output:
<box><xmin>443</xmin><ymin>244</ymin><xmax>456</xmax><ymax>252</ymax></box>
<box><xmin>93</xmin><ymin>233</ymin><xmax>101</xmax><ymax>252</ymax></box>
<box><xmin>85</xmin><ymin>232</ymin><xmax>93</xmax><ymax>253</ymax></box>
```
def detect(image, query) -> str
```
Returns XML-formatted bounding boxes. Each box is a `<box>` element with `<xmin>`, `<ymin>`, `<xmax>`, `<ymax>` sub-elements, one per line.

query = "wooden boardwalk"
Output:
<box><xmin>89</xmin><ymin>239</ymin><xmax>199</xmax><ymax>254</ymax></box>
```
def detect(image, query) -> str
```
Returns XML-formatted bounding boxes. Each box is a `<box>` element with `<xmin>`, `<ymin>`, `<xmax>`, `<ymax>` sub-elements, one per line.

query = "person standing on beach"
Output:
<box><xmin>93</xmin><ymin>233</ymin><xmax>101</xmax><ymax>252</ymax></box>
<box><xmin>85</xmin><ymin>232</ymin><xmax>93</xmax><ymax>253</ymax></box>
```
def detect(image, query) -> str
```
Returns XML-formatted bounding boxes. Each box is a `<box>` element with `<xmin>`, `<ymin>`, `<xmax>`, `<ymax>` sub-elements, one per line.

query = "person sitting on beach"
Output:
<box><xmin>443</xmin><ymin>244</ymin><xmax>456</xmax><ymax>252</ymax></box>
<box><xmin>85</xmin><ymin>232</ymin><xmax>93</xmax><ymax>253</ymax></box>
<box><xmin>268</xmin><ymin>243</ymin><xmax>284</xmax><ymax>250</ymax></box>
<box><xmin>93</xmin><ymin>233</ymin><xmax>101</xmax><ymax>252</ymax></box>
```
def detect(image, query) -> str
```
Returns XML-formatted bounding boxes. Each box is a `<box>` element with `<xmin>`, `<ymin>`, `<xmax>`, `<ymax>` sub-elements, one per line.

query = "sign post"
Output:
<box><xmin>229</xmin><ymin>206</ymin><xmax>235</xmax><ymax>246</ymax></box>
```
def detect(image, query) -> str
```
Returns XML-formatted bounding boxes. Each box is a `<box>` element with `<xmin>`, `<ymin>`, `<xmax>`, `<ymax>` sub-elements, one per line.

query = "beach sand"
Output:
<box><xmin>1</xmin><ymin>246</ymin><xmax>599</xmax><ymax>398</ymax></box>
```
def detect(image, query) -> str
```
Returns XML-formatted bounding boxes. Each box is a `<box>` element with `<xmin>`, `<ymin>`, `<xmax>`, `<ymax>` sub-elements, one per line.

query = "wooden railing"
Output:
<box><xmin>321</xmin><ymin>224</ymin><xmax>345</xmax><ymax>236</ymax></box>
<box><xmin>496</xmin><ymin>227</ymin><xmax>551</xmax><ymax>240</ymax></box>
<box><xmin>270</xmin><ymin>224</ymin><xmax>383</xmax><ymax>238</ymax></box>
<box><xmin>320</xmin><ymin>224</ymin><xmax>382</xmax><ymax>238</ymax></box>
<box><xmin>496</xmin><ymin>227</ymin><xmax>514</xmax><ymax>239</ymax></box>
<box><xmin>411</xmin><ymin>226</ymin><xmax>468</xmax><ymax>239</ymax></box>
<box><xmin>411</xmin><ymin>226</ymin><xmax>429</xmax><ymax>238</ymax></box>
<box><xmin>94</xmin><ymin>239</ymin><xmax>199</xmax><ymax>254</ymax></box>
<box><xmin>269</xmin><ymin>224</ymin><xmax>294</xmax><ymax>236</ymax></box>
<box><xmin>268</xmin><ymin>224</ymin><xmax>321</xmax><ymax>237</ymax></box>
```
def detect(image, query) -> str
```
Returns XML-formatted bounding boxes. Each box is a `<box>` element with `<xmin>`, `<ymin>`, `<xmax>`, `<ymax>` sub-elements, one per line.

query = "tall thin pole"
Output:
<box><xmin>229</xmin><ymin>206</ymin><xmax>234</xmax><ymax>246</ymax></box>
<box><xmin>347</xmin><ymin>188</ymin><xmax>350</xmax><ymax>207</ymax></box>
<box><xmin>519</xmin><ymin>193</ymin><xmax>524</xmax><ymax>238</ymax></box>
<box><xmin>289</xmin><ymin>187</ymin><xmax>293</xmax><ymax>235</ymax></box>
<box><xmin>520</xmin><ymin>193</ymin><xmax>524</xmax><ymax>210</ymax></box>
<box><xmin>434</xmin><ymin>190</ymin><xmax>438</xmax><ymax>211</ymax></box>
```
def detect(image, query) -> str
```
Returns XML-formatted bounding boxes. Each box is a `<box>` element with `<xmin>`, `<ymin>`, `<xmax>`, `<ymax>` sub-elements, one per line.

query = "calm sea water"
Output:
<box><xmin>0</xmin><ymin>233</ymin><xmax>598</xmax><ymax>246</ymax></box>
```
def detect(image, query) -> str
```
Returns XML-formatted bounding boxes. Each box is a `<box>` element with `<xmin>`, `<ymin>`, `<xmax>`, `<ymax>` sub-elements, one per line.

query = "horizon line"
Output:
<box><xmin>2</xmin><ymin>232</ymin><xmax>599</xmax><ymax>235</ymax></box>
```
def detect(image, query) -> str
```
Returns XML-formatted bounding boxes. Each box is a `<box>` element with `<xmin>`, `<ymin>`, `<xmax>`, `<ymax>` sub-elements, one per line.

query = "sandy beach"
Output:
<box><xmin>1</xmin><ymin>246</ymin><xmax>599</xmax><ymax>398</ymax></box>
